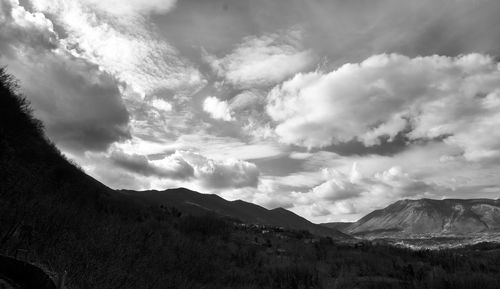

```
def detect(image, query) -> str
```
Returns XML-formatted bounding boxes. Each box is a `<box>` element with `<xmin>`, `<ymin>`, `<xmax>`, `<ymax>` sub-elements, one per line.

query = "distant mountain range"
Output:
<box><xmin>120</xmin><ymin>188</ymin><xmax>350</xmax><ymax>239</ymax></box>
<box><xmin>322</xmin><ymin>198</ymin><xmax>500</xmax><ymax>237</ymax></box>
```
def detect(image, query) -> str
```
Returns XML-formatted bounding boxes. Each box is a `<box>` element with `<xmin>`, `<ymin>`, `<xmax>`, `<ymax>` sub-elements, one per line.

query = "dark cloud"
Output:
<box><xmin>314</xmin><ymin>134</ymin><xmax>409</xmax><ymax>157</ymax></box>
<box><xmin>318</xmin><ymin>132</ymin><xmax>450</xmax><ymax>157</ymax></box>
<box><xmin>250</xmin><ymin>154</ymin><xmax>304</xmax><ymax>176</ymax></box>
<box><xmin>2</xmin><ymin>54</ymin><xmax>131</xmax><ymax>152</ymax></box>
<box><xmin>16</xmin><ymin>56</ymin><xmax>131</xmax><ymax>152</ymax></box>
<box><xmin>108</xmin><ymin>150</ymin><xmax>260</xmax><ymax>189</ymax></box>
<box><xmin>110</xmin><ymin>150</ymin><xmax>195</xmax><ymax>180</ymax></box>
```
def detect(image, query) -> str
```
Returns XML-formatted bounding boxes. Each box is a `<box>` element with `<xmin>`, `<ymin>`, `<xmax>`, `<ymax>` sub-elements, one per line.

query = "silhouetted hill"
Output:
<box><xmin>121</xmin><ymin>188</ymin><xmax>350</xmax><ymax>239</ymax></box>
<box><xmin>347</xmin><ymin>198</ymin><xmax>500</xmax><ymax>237</ymax></box>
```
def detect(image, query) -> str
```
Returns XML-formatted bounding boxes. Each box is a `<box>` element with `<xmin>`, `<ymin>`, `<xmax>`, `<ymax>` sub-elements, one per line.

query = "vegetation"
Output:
<box><xmin>2</xmin><ymin>68</ymin><xmax>500</xmax><ymax>288</ymax></box>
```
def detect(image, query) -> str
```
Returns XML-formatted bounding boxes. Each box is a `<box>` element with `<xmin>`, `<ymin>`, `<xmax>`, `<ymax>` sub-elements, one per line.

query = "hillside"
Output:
<box><xmin>121</xmin><ymin>188</ymin><xmax>349</xmax><ymax>239</ymax></box>
<box><xmin>347</xmin><ymin>198</ymin><xmax>500</xmax><ymax>237</ymax></box>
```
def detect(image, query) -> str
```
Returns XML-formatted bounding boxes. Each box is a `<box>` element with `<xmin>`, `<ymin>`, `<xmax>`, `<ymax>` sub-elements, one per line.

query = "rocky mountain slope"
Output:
<box><xmin>121</xmin><ymin>188</ymin><xmax>350</xmax><ymax>239</ymax></box>
<box><xmin>345</xmin><ymin>198</ymin><xmax>500</xmax><ymax>237</ymax></box>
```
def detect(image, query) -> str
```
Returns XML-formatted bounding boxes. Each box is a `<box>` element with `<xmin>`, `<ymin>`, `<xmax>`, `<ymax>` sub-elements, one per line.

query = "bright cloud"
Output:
<box><xmin>267</xmin><ymin>53</ymin><xmax>500</xmax><ymax>161</ymax></box>
<box><xmin>203</xmin><ymin>96</ymin><xmax>233</xmax><ymax>121</ymax></box>
<box><xmin>150</xmin><ymin>98</ymin><xmax>173</xmax><ymax>112</ymax></box>
<box><xmin>29</xmin><ymin>0</ymin><xmax>205</xmax><ymax>97</ymax></box>
<box><xmin>180</xmin><ymin>151</ymin><xmax>260</xmax><ymax>189</ymax></box>
<box><xmin>205</xmin><ymin>28</ymin><xmax>316</xmax><ymax>89</ymax></box>
<box><xmin>289</xmin><ymin>164</ymin><xmax>443</xmax><ymax>222</ymax></box>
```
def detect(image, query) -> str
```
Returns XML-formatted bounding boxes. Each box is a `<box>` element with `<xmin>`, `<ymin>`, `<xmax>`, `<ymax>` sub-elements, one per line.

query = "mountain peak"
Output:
<box><xmin>348</xmin><ymin>198</ymin><xmax>500</xmax><ymax>237</ymax></box>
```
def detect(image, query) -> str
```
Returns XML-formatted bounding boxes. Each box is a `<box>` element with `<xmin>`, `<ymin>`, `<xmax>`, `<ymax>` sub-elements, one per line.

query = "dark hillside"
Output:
<box><xmin>121</xmin><ymin>188</ymin><xmax>349</xmax><ymax>239</ymax></box>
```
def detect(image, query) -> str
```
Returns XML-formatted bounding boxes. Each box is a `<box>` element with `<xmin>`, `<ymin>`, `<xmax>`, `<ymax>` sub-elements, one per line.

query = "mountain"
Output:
<box><xmin>346</xmin><ymin>198</ymin><xmax>500</xmax><ymax>237</ymax></box>
<box><xmin>121</xmin><ymin>188</ymin><xmax>350</xmax><ymax>239</ymax></box>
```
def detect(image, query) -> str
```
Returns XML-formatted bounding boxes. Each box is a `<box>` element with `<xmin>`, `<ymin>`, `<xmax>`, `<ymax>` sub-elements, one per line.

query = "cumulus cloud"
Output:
<box><xmin>203</xmin><ymin>96</ymin><xmax>233</xmax><ymax>121</ymax></box>
<box><xmin>205</xmin><ymin>28</ymin><xmax>316</xmax><ymax>89</ymax></box>
<box><xmin>220</xmin><ymin>162</ymin><xmax>438</xmax><ymax>221</ymax></box>
<box><xmin>287</xmin><ymin>163</ymin><xmax>442</xmax><ymax>222</ymax></box>
<box><xmin>267</xmin><ymin>53</ymin><xmax>500</xmax><ymax>161</ymax></box>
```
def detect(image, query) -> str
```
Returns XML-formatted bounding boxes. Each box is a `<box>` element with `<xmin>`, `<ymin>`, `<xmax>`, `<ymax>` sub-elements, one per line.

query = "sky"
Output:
<box><xmin>2</xmin><ymin>0</ymin><xmax>500</xmax><ymax>223</ymax></box>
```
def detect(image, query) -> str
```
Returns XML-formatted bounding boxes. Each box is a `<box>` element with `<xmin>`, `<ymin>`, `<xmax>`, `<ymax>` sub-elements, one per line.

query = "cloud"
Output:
<box><xmin>6</xmin><ymin>53</ymin><xmax>131</xmax><ymax>152</ymax></box>
<box><xmin>288</xmin><ymin>163</ymin><xmax>442</xmax><ymax>222</ymax></box>
<box><xmin>1</xmin><ymin>0</ymin><xmax>204</xmax><ymax>154</ymax></box>
<box><xmin>180</xmin><ymin>151</ymin><xmax>260</xmax><ymax>189</ymax></box>
<box><xmin>267</xmin><ymin>53</ymin><xmax>500</xmax><ymax>161</ymax></box>
<box><xmin>0</xmin><ymin>0</ymin><xmax>58</xmax><ymax>55</ymax></box>
<box><xmin>29</xmin><ymin>0</ymin><xmax>205</xmax><ymax>97</ymax></box>
<box><xmin>205</xmin><ymin>28</ymin><xmax>316</xmax><ymax>89</ymax></box>
<box><xmin>149</xmin><ymin>98</ymin><xmax>172</xmax><ymax>112</ymax></box>
<box><xmin>110</xmin><ymin>150</ymin><xmax>194</xmax><ymax>180</ymax></box>
<box><xmin>1</xmin><ymin>1</ymin><xmax>131</xmax><ymax>152</ymax></box>
<box><xmin>105</xmin><ymin>149</ymin><xmax>260</xmax><ymax>190</ymax></box>
<box><xmin>203</xmin><ymin>96</ymin><xmax>233</xmax><ymax>121</ymax></box>
<box><xmin>310</xmin><ymin>165</ymin><xmax>364</xmax><ymax>202</ymax></box>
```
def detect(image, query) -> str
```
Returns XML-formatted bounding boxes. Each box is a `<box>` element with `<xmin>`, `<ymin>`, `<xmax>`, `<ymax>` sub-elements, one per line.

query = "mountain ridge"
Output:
<box><xmin>119</xmin><ymin>188</ymin><xmax>350</xmax><ymax>239</ymax></box>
